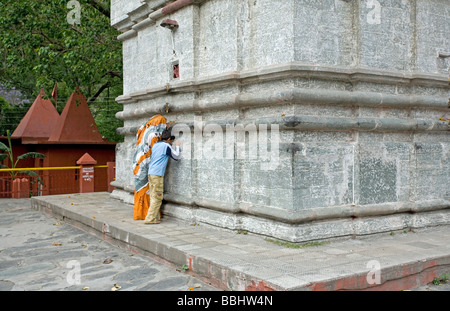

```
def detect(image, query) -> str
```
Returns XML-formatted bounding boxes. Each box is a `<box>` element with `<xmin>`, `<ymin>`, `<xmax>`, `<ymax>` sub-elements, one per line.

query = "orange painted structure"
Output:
<box><xmin>0</xmin><ymin>89</ymin><xmax>115</xmax><ymax>197</ymax></box>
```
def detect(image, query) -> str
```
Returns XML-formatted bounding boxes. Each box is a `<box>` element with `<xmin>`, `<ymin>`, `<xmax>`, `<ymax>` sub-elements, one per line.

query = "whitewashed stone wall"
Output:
<box><xmin>110</xmin><ymin>0</ymin><xmax>450</xmax><ymax>242</ymax></box>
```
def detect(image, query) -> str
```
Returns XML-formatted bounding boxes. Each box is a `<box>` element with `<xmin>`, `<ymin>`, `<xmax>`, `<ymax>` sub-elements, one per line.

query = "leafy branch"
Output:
<box><xmin>0</xmin><ymin>0</ymin><xmax>123</xmax><ymax>142</ymax></box>
<box><xmin>0</xmin><ymin>130</ymin><xmax>45</xmax><ymax>179</ymax></box>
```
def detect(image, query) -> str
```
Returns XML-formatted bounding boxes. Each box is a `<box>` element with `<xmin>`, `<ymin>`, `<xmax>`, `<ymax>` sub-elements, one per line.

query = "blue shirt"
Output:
<box><xmin>148</xmin><ymin>141</ymin><xmax>180</xmax><ymax>176</ymax></box>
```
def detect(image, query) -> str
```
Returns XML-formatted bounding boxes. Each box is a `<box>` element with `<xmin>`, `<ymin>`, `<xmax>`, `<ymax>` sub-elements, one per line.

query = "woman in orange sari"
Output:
<box><xmin>132</xmin><ymin>115</ymin><xmax>168</xmax><ymax>220</ymax></box>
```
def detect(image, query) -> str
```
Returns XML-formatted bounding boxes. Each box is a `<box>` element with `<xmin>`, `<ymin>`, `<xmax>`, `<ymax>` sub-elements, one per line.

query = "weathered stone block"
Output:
<box><xmin>111</xmin><ymin>0</ymin><xmax>450</xmax><ymax>242</ymax></box>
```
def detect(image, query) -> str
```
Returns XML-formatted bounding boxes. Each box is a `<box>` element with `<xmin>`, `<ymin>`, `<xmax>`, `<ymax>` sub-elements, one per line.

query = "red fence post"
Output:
<box><xmin>21</xmin><ymin>178</ymin><xmax>30</xmax><ymax>198</ymax></box>
<box><xmin>107</xmin><ymin>162</ymin><xmax>115</xmax><ymax>192</ymax></box>
<box><xmin>12</xmin><ymin>179</ymin><xmax>19</xmax><ymax>198</ymax></box>
<box><xmin>12</xmin><ymin>178</ymin><xmax>30</xmax><ymax>198</ymax></box>
<box><xmin>76</xmin><ymin>153</ymin><xmax>97</xmax><ymax>193</ymax></box>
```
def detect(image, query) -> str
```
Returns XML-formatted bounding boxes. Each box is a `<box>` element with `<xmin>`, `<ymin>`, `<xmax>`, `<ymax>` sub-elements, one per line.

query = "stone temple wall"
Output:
<box><xmin>110</xmin><ymin>0</ymin><xmax>450</xmax><ymax>242</ymax></box>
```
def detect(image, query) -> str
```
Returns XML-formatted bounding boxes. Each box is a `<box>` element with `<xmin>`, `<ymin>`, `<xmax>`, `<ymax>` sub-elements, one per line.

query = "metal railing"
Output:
<box><xmin>0</xmin><ymin>165</ymin><xmax>112</xmax><ymax>198</ymax></box>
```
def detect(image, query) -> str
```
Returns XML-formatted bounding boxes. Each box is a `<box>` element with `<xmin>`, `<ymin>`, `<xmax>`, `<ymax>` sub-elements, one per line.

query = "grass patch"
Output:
<box><xmin>432</xmin><ymin>273</ymin><xmax>450</xmax><ymax>285</ymax></box>
<box><xmin>264</xmin><ymin>238</ymin><xmax>328</xmax><ymax>249</ymax></box>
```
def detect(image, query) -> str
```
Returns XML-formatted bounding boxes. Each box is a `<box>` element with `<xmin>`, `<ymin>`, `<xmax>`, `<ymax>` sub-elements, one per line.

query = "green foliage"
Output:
<box><xmin>0</xmin><ymin>0</ymin><xmax>123</xmax><ymax>142</ymax></box>
<box><xmin>17</xmin><ymin>152</ymin><xmax>46</xmax><ymax>160</ymax></box>
<box><xmin>264</xmin><ymin>238</ymin><xmax>329</xmax><ymax>249</ymax></box>
<box><xmin>0</xmin><ymin>130</ymin><xmax>46</xmax><ymax>179</ymax></box>
<box><xmin>0</xmin><ymin>96</ymin><xmax>30</xmax><ymax>136</ymax></box>
<box><xmin>91</xmin><ymin>99</ymin><xmax>123</xmax><ymax>143</ymax></box>
<box><xmin>432</xmin><ymin>274</ymin><xmax>450</xmax><ymax>286</ymax></box>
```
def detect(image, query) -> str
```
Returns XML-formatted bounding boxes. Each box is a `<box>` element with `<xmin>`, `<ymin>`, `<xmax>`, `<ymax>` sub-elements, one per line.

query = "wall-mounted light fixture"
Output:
<box><xmin>160</xmin><ymin>19</ymin><xmax>179</xmax><ymax>31</ymax></box>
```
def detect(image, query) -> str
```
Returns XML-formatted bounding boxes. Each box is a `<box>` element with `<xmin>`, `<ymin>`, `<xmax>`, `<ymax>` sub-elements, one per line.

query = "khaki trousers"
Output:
<box><xmin>144</xmin><ymin>175</ymin><xmax>164</xmax><ymax>223</ymax></box>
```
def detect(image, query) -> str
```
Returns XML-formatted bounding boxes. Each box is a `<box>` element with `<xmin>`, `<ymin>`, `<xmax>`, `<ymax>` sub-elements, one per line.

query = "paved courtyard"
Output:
<box><xmin>0</xmin><ymin>198</ymin><xmax>218</xmax><ymax>291</ymax></box>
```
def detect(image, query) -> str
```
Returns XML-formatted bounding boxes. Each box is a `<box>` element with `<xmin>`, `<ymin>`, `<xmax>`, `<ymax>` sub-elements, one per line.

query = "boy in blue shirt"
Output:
<box><xmin>144</xmin><ymin>129</ymin><xmax>181</xmax><ymax>224</ymax></box>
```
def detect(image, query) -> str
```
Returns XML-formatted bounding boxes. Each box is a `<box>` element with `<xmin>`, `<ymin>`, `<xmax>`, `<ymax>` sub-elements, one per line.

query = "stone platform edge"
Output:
<box><xmin>30</xmin><ymin>195</ymin><xmax>284</xmax><ymax>291</ymax></box>
<box><xmin>111</xmin><ymin>187</ymin><xmax>450</xmax><ymax>243</ymax></box>
<box><xmin>30</xmin><ymin>194</ymin><xmax>450</xmax><ymax>291</ymax></box>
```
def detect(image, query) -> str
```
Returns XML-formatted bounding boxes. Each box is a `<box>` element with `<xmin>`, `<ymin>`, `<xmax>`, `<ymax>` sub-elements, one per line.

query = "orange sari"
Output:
<box><xmin>132</xmin><ymin>115</ymin><xmax>168</xmax><ymax>220</ymax></box>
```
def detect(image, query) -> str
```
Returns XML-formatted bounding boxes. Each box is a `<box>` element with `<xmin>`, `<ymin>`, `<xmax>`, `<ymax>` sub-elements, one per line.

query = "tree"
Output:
<box><xmin>0</xmin><ymin>96</ymin><xmax>30</xmax><ymax>136</ymax></box>
<box><xmin>0</xmin><ymin>0</ymin><xmax>123</xmax><ymax>142</ymax></box>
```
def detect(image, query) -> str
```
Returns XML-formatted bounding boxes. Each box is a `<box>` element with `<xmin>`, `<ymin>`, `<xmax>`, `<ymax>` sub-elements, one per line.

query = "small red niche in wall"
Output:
<box><xmin>173</xmin><ymin>63</ymin><xmax>179</xmax><ymax>79</ymax></box>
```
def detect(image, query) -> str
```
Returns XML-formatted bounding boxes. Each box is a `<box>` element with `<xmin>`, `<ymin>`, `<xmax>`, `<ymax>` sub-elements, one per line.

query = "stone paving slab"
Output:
<box><xmin>0</xmin><ymin>198</ymin><xmax>218</xmax><ymax>291</ymax></box>
<box><xmin>30</xmin><ymin>192</ymin><xmax>450</xmax><ymax>291</ymax></box>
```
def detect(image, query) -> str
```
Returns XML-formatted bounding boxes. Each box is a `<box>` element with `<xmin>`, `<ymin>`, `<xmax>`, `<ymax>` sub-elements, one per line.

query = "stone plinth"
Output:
<box><xmin>110</xmin><ymin>0</ymin><xmax>450</xmax><ymax>242</ymax></box>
